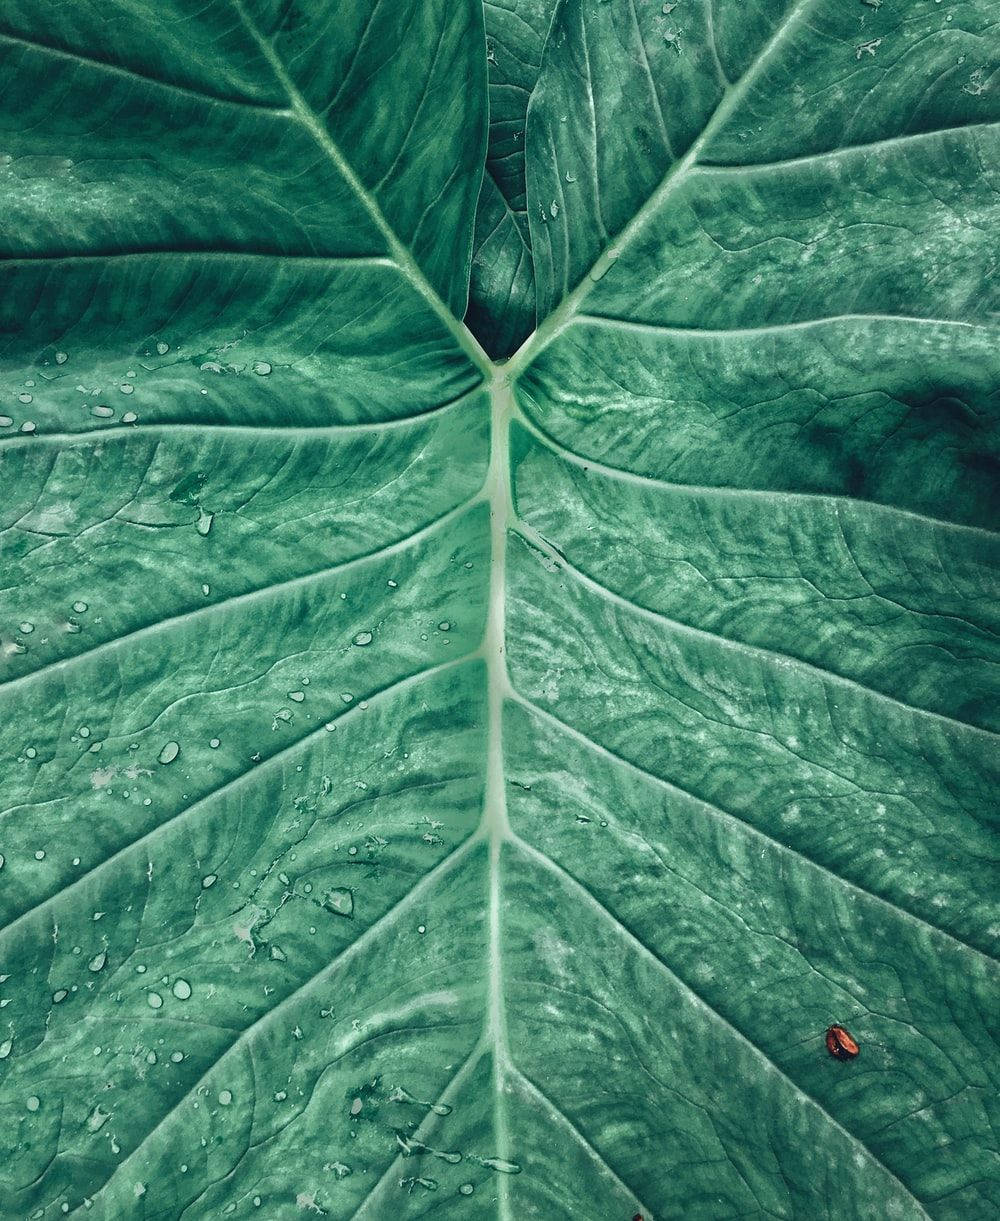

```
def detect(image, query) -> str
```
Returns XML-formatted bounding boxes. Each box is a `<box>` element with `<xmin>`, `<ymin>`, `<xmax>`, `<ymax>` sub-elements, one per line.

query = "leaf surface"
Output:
<box><xmin>0</xmin><ymin>1</ymin><xmax>998</xmax><ymax>1219</ymax></box>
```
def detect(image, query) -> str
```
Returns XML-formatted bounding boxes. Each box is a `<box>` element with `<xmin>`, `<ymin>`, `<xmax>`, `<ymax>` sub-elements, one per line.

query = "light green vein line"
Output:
<box><xmin>506</xmin><ymin>0</ymin><xmax>823</xmax><ymax>376</ymax></box>
<box><xmin>0</xmin><ymin>495</ymin><xmax>481</xmax><ymax>696</ymax></box>
<box><xmin>509</xmin><ymin>833</ymin><xmax>932</xmax><ymax>1220</ymax></box>
<box><xmin>229</xmin><ymin>0</ymin><xmax>492</xmax><ymax>378</ymax></box>
<box><xmin>0</xmin><ymin>657</ymin><xmax>475</xmax><ymax>944</ymax></box>
<box><xmin>511</xmin><ymin>522</ymin><xmax>999</xmax><ymax>740</ymax></box>
<box><xmin>513</xmin><ymin>407</ymin><xmax>1000</xmax><ymax>542</ymax></box>
<box><xmin>509</xmin><ymin>693</ymin><xmax>998</xmax><ymax>966</ymax></box>
<box><xmin>86</xmin><ymin>835</ymin><xmax>481</xmax><ymax>1209</ymax></box>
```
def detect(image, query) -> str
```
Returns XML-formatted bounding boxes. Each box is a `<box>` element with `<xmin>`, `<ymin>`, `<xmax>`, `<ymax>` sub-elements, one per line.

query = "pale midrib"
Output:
<box><xmin>482</xmin><ymin>374</ymin><xmax>517</xmax><ymax>1220</ymax></box>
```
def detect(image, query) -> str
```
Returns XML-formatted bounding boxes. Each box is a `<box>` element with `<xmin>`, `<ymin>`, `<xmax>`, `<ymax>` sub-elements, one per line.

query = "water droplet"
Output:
<box><xmin>119</xmin><ymin>383</ymin><xmax>134</xmax><ymax>395</ymax></box>
<box><xmin>209</xmin><ymin>738</ymin><xmax>220</xmax><ymax>749</ymax></box>
<box><xmin>202</xmin><ymin>873</ymin><xmax>217</xmax><ymax>888</ymax></box>
<box><xmin>252</xmin><ymin>361</ymin><xmax>272</xmax><ymax>376</ymax></box>
<box><xmin>196</xmin><ymin>509</ymin><xmax>214</xmax><ymax>536</ymax></box>
<box><xmin>589</xmin><ymin>248</ymin><xmax>620</xmax><ymax>281</ymax></box>
<box><xmin>92</xmin><ymin>405</ymin><xmax>114</xmax><ymax>419</ymax></box>
<box><xmin>170</xmin><ymin>1050</ymin><xmax>184</xmax><ymax>1063</ymax></box>
<box><xmin>288</xmin><ymin>690</ymin><xmax>305</xmax><ymax>702</ymax></box>
<box><xmin>53</xmin><ymin>989</ymin><xmax>68</xmax><ymax>1003</ymax></box>
<box><xmin>172</xmin><ymin>978</ymin><xmax>192</xmax><ymax>1000</ymax></box>
<box><xmin>34</xmin><ymin>850</ymin><xmax>45</xmax><ymax>860</ymax></box>
<box><xmin>350</xmin><ymin>1097</ymin><xmax>363</xmax><ymax>1116</ymax></box>
<box><xmin>0</xmin><ymin>416</ymin><xmax>11</xmax><ymax>427</ymax></box>
<box><xmin>340</xmin><ymin>692</ymin><xmax>354</xmax><ymax>704</ymax></box>
<box><xmin>72</xmin><ymin>601</ymin><xmax>88</xmax><ymax>614</ymax></box>
<box><xmin>269</xmin><ymin>944</ymin><xmax>287</xmax><ymax>961</ymax></box>
<box><xmin>121</xmin><ymin>411</ymin><xmax>137</xmax><ymax>424</ymax></box>
<box><xmin>19</xmin><ymin>621</ymin><xmax>34</xmax><ymax>634</ymax></box>
<box><xmin>324</xmin><ymin>888</ymin><xmax>354</xmax><ymax>917</ymax></box>
<box><xmin>87</xmin><ymin>1105</ymin><xmax>111</xmax><ymax>1131</ymax></box>
<box><xmin>24</xmin><ymin>747</ymin><xmax>37</xmax><ymax>760</ymax></box>
<box><xmin>459</xmin><ymin>1183</ymin><xmax>474</xmax><ymax>1196</ymax></box>
<box><xmin>0</xmin><ymin>1038</ymin><xmax>11</xmax><ymax>1059</ymax></box>
<box><xmin>387</xmin><ymin>579</ymin><xmax>397</xmax><ymax>588</ymax></box>
<box><xmin>88</xmin><ymin>951</ymin><xmax>107</xmax><ymax>972</ymax></box>
<box><xmin>438</xmin><ymin>622</ymin><xmax>450</xmax><ymax>632</ymax></box>
<box><xmin>475</xmin><ymin>1156</ymin><xmax>521</xmax><ymax>1175</ymax></box>
<box><xmin>55</xmin><ymin>351</ymin><xmax>69</xmax><ymax>364</ymax></box>
<box><xmin>353</xmin><ymin>631</ymin><xmax>373</xmax><ymax>646</ymax></box>
<box><xmin>147</xmin><ymin>992</ymin><xmax>163</xmax><ymax>1009</ymax></box>
<box><xmin>26</xmin><ymin>1096</ymin><xmax>40</xmax><ymax>1112</ymax></box>
<box><xmin>17</xmin><ymin>392</ymin><xmax>32</xmax><ymax>404</ymax></box>
<box><xmin>218</xmin><ymin>1089</ymin><xmax>233</xmax><ymax>1106</ymax></box>
<box><xmin>158</xmin><ymin>741</ymin><xmax>180</xmax><ymax>765</ymax></box>
<box><xmin>20</xmin><ymin>421</ymin><xmax>36</xmax><ymax>434</ymax></box>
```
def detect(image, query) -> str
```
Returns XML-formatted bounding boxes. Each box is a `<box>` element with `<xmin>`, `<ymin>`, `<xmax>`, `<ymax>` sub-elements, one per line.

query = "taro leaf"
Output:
<box><xmin>0</xmin><ymin>0</ymin><xmax>998</xmax><ymax>1219</ymax></box>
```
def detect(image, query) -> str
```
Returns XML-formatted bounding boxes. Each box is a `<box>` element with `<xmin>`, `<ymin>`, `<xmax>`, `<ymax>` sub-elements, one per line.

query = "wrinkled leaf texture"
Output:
<box><xmin>0</xmin><ymin>0</ymin><xmax>998</xmax><ymax>1218</ymax></box>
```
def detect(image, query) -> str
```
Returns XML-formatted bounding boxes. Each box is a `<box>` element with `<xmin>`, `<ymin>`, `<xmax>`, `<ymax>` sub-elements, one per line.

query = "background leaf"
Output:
<box><xmin>466</xmin><ymin>0</ymin><xmax>556</xmax><ymax>356</ymax></box>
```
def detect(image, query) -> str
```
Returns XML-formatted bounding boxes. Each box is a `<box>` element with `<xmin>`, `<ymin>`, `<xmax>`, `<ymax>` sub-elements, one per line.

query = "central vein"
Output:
<box><xmin>481</xmin><ymin>369</ymin><xmax>516</xmax><ymax>1214</ymax></box>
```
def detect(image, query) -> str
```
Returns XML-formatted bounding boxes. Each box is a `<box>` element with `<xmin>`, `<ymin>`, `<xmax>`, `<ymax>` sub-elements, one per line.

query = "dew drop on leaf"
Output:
<box><xmin>158</xmin><ymin>741</ymin><xmax>180</xmax><ymax>765</ymax></box>
<box><xmin>324</xmin><ymin>888</ymin><xmax>354</xmax><ymax>917</ymax></box>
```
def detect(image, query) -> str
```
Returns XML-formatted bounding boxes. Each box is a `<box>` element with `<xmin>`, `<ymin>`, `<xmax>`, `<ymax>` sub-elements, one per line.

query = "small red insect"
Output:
<box><xmin>825</xmin><ymin>1024</ymin><xmax>859</xmax><ymax>1060</ymax></box>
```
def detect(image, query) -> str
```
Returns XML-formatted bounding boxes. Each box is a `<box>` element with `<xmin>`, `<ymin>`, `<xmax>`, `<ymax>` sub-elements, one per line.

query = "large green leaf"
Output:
<box><xmin>1</xmin><ymin>1</ymin><xmax>997</xmax><ymax>1218</ymax></box>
